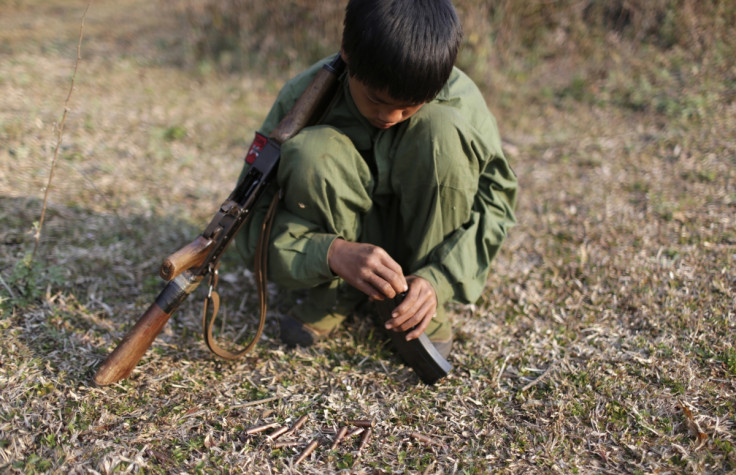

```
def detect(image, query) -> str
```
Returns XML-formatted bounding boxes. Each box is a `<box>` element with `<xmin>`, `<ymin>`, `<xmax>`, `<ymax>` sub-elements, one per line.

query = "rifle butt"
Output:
<box><xmin>93</xmin><ymin>301</ymin><xmax>173</xmax><ymax>386</ymax></box>
<box><xmin>270</xmin><ymin>55</ymin><xmax>345</xmax><ymax>144</ymax></box>
<box><xmin>93</xmin><ymin>274</ymin><xmax>202</xmax><ymax>386</ymax></box>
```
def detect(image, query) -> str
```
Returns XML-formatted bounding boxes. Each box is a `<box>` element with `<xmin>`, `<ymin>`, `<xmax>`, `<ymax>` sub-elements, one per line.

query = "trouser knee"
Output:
<box><xmin>394</xmin><ymin>104</ymin><xmax>479</xmax><ymax>187</ymax></box>
<box><xmin>278</xmin><ymin>125</ymin><xmax>373</xmax><ymax>239</ymax></box>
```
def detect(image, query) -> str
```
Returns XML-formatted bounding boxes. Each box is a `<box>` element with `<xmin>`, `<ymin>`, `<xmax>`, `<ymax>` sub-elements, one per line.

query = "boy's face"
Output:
<box><xmin>347</xmin><ymin>75</ymin><xmax>425</xmax><ymax>130</ymax></box>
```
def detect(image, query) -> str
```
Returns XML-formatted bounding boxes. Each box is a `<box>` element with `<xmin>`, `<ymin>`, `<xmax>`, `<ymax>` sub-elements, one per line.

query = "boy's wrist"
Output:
<box><xmin>412</xmin><ymin>264</ymin><xmax>453</xmax><ymax>306</ymax></box>
<box><xmin>326</xmin><ymin>237</ymin><xmax>345</xmax><ymax>276</ymax></box>
<box><xmin>309</xmin><ymin>233</ymin><xmax>344</xmax><ymax>280</ymax></box>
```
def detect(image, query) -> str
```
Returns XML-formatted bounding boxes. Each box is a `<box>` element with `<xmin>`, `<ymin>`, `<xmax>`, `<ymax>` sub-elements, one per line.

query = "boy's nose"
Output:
<box><xmin>379</xmin><ymin>108</ymin><xmax>404</xmax><ymax>124</ymax></box>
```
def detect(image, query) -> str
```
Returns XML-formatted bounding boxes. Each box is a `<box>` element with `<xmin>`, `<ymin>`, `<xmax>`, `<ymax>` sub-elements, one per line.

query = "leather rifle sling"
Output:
<box><xmin>200</xmin><ymin>54</ymin><xmax>345</xmax><ymax>360</ymax></box>
<box><xmin>202</xmin><ymin>191</ymin><xmax>281</xmax><ymax>360</ymax></box>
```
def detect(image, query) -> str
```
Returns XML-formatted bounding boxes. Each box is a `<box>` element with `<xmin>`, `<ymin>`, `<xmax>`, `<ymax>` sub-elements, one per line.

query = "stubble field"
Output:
<box><xmin>1</xmin><ymin>0</ymin><xmax>734</xmax><ymax>473</ymax></box>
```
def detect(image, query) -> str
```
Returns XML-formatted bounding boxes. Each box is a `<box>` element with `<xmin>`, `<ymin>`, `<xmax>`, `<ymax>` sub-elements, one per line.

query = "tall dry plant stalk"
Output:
<box><xmin>31</xmin><ymin>3</ymin><xmax>90</xmax><ymax>263</ymax></box>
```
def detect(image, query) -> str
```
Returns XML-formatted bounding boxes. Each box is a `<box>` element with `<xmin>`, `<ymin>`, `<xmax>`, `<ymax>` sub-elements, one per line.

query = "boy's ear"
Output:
<box><xmin>339</xmin><ymin>47</ymin><xmax>349</xmax><ymax>65</ymax></box>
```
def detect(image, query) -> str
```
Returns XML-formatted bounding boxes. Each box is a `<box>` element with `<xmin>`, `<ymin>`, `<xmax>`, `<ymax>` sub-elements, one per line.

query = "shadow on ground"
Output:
<box><xmin>0</xmin><ymin>194</ymin><xmax>288</xmax><ymax>387</ymax></box>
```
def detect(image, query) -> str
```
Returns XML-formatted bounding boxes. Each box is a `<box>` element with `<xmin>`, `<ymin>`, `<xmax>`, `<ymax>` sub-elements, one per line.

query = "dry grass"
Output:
<box><xmin>1</xmin><ymin>0</ymin><xmax>735</xmax><ymax>473</ymax></box>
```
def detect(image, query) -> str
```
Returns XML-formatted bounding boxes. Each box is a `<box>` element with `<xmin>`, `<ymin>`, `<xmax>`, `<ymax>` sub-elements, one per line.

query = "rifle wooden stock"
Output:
<box><xmin>270</xmin><ymin>58</ymin><xmax>343</xmax><ymax>144</ymax></box>
<box><xmin>160</xmin><ymin>235</ymin><xmax>213</xmax><ymax>281</ymax></box>
<box><xmin>94</xmin><ymin>273</ymin><xmax>203</xmax><ymax>386</ymax></box>
<box><xmin>93</xmin><ymin>301</ymin><xmax>172</xmax><ymax>386</ymax></box>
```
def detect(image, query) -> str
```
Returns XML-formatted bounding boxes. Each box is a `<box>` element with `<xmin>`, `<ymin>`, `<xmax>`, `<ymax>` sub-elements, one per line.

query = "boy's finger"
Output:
<box><xmin>375</xmin><ymin>251</ymin><xmax>407</xmax><ymax>290</ymax></box>
<box><xmin>374</xmin><ymin>268</ymin><xmax>407</xmax><ymax>298</ymax></box>
<box><xmin>384</xmin><ymin>270</ymin><xmax>408</xmax><ymax>295</ymax></box>
<box><xmin>364</xmin><ymin>279</ymin><xmax>392</xmax><ymax>301</ymax></box>
<box><xmin>405</xmin><ymin>315</ymin><xmax>432</xmax><ymax>340</ymax></box>
<box><xmin>386</xmin><ymin>298</ymin><xmax>422</xmax><ymax>330</ymax></box>
<box><xmin>398</xmin><ymin>299</ymin><xmax>433</xmax><ymax>331</ymax></box>
<box><xmin>372</xmin><ymin>277</ymin><xmax>398</xmax><ymax>300</ymax></box>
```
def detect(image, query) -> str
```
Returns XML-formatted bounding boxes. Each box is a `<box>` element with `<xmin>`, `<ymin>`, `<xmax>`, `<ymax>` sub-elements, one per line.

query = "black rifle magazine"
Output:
<box><xmin>374</xmin><ymin>293</ymin><xmax>453</xmax><ymax>384</ymax></box>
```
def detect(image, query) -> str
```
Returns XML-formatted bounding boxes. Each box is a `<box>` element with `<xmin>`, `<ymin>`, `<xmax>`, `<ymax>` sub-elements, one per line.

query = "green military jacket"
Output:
<box><xmin>240</xmin><ymin>56</ymin><xmax>517</xmax><ymax>306</ymax></box>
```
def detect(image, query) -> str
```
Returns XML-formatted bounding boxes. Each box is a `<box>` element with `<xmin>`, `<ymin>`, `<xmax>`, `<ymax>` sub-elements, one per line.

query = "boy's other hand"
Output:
<box><xmin>384</xmin><ymin>276</ymin><xmax>437</xmax><ymax>341</ymax></box>
<box><xmin>327</xmin><ymin>238</ymin><xmax>408</xmax><ymax>301</ymax></box>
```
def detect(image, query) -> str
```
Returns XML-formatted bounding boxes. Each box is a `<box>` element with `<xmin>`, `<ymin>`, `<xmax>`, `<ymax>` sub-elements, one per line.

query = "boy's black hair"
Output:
<box><xmin>342</xmin><ymin>0</ymin><xmax>463</xmax><ymax>104</ymax></box>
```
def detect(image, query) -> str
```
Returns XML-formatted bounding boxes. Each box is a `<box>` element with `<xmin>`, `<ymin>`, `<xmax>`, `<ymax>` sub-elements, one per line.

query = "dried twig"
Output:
<box><xmin>288</xmin><ymin>414</ymin><xmax>309</xmax><ymax>435</ymax></box>
<box><xmin>267</xmin><ymin>426</ymin><xmax>290</xmax><ymax>441</ymax></box>
<box><xmin>346</xmin><ymin>427</ymin><xmax>365</xmax><ymax>438</ymax></box>
<box><xmin>0</xmin><ymin>273</ymin><xmax>16</xmax><ymax>301</ymax></box>
<box><xmin>245</xmin><ymin>422</ymin><xmax>280</xmax><ymax>435</ymax></box>
<box><xmin>32</xmin><ymin>3</ymin><xmax>90</xmax><ymax>262</ymax></box>
<box><xmin>229</xmin><ymin>396</ymin><xmax>278</xmax><ymax>409</ymax></box>
<box><xmin>496</xmin><ymin>353</ymin><xmax>513</xmax><ymax>392</ymax></box>
<box><xmin>520</xmin><ymin>360</ymin><xmax>559</xmax><ymax>392</ymax></box>
<box><xmin>272</xmin><ymin>440</ymin><xmax>303</xmax><ymax>449</ymax></box>
<box><xmin>409</xmin><ymin>431</ymin><xmax>447</xmax><ymax>450</ymax></box>
<box><xmin>349</xmin><ymin>419</ymin><xmax>375</xmax><ymax>428</ymax></box>
<box><xmin>357</xmin><ymin>427</ymin><xmax>372</xmax><ymax>453</ymax></box>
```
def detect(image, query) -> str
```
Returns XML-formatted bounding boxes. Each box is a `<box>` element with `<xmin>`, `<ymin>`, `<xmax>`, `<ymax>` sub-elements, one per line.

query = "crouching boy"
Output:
<box><xmin>236</xmin><ymin>0</ymin><xmax>517</xmax><ymax>358</ymax></box>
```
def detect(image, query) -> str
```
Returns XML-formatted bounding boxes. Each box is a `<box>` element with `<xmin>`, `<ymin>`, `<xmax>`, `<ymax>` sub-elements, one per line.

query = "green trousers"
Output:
<box><xmin>239</xmin><ymin>105</ymin><xmax>482</xmax><ymax>340</ymax></box>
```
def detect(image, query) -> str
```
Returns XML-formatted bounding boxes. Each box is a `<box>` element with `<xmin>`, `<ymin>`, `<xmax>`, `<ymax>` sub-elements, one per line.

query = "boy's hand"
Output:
<box><xmin>384</xmin><ymin>276</ymin><xmax>437</xmax><ymax>341</ymax></box>
<box><xmin>328</xmin><ymin>238</ymin><xmax>408</xmax><ymax>301</ymax></box>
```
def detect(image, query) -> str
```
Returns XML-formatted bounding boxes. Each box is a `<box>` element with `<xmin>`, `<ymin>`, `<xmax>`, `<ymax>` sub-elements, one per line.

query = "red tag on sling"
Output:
<box><xmin>245</xmin><ymin>132</ymin><xmax>268</xmax><ymax>165</ymax></box>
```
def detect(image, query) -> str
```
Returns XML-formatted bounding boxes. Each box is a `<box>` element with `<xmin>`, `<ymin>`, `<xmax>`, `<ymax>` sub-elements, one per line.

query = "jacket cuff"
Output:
<box><xmin>412</xmin><ymin>264</ymin><xmax>454</xmax><ymax>306</ymax></box>
<box><xmin>307</xmin><ymin>233</ymin><xmax>342</xmax><ymax>279</ymax></box>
